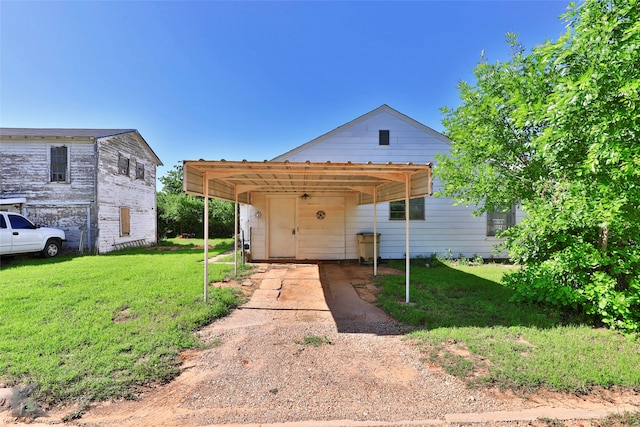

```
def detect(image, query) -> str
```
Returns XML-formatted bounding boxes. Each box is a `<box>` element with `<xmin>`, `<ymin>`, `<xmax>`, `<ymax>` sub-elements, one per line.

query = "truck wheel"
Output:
<box><xmin>42</xmin><ymin>239</ymin><xmax>61</xmax><ymax>258</ymax></box>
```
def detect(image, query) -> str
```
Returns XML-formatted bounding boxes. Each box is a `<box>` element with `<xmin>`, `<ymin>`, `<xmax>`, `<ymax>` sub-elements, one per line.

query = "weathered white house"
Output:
<box><xmin>237</xmin><ymin>105</ymin><xmax>520</xmax><ymax>261</ymax></box>
<box><xmin>0</xmin><ymin>128</ymin><xmax>163</xmax><ymax>254</ymax></box>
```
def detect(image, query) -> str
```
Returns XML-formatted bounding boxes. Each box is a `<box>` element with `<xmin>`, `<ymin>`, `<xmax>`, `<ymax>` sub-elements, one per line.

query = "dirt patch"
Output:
<box><xmin>112</xmin><ymin>307</ymin><xmax>135</xmax><ymax>324</ymax></box>
<box><xmin>145</xmin><ymin>245</ymin><xmax>179</xmax><ymax>251</ymax></box>
<box><xmin>341</xmin><ymin>263</ymin><xmax>402</xmax><ymax>304</ymax></box>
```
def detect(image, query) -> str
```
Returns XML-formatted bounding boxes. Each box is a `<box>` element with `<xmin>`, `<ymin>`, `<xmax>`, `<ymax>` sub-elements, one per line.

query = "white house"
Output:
<box><xmin>237</xmin><ymin>105</ymin><xmax>519</xmax><ymax>261</ymax></box>
<box><xmin>0</xmin><ymin>128</ymin><xmax>163</xmax><ymax>254</ymax></box>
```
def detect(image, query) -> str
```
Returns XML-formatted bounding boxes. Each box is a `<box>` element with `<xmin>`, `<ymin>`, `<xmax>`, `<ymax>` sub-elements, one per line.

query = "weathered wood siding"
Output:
<box><xmin>269</xmin><ymin>108</ymin><xmax>513</xmax><ymax>259</ymax></box>
<box><xmin>0</xmin><ymin>138</ymin><xmax>97</xmax><ymax>251</ymax></box>
<box><xmin>96</xmin><ymin>133</ymin><xmax>158</xmax><ymax>253</ymax></box>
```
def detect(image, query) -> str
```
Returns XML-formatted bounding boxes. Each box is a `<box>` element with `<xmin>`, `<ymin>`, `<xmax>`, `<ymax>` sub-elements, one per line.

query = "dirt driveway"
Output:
<box><xmin>15</xmin><ymin>262</ymin><xmax>639</xmax><ymax>426</ymax></box>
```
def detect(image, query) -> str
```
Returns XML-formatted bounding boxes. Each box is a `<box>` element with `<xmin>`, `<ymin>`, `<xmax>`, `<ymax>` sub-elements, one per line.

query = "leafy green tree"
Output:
<box><xmin>157</xmin><ymin>164</ymin><xmax>235</xmax><ymax>238</ymax></box>
<box><xmin>436</xmin><ymin>0</ymin><xmax>640</xmax><ymax>332</ymax></box>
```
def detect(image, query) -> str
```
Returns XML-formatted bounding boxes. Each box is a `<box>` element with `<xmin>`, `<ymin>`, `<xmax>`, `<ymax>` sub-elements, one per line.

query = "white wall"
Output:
<box><xmin>96</xmin><ymin>133</ymin><xmax>158</xmax><ymax>253</ymax></box>
<box><xmin>270</xmin><ymin>108</ymin><xmax>510</xmax><ymax>259</ymax></box>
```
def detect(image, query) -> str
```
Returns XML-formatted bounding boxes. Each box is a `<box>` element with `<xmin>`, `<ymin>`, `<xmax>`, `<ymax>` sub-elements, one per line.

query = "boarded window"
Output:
<box><xmin>379</xmin><ymin>130</ymin><xmax>390</xmax><ymax>145</ymax></box>
<box><xmin>120</xmin><ymin>207</ymin><xmax>131</xmax><ymax>236</ymax></box>
<box><xmin>487</xmin><ymin>206</ymin><xmax>516</xmax><ymax>236</ymax></box>
<box><xmin>135</xmin><ymin>162</ymin><xmax>145</xmax><ymax>180</ymax></box>
<box><xmin>51</xmin><ymin>146</ymin><xmax>68</xmax><ymax>182</ymax></box>
<box><xmin>118</xmin><ymin>154</ymin><xmax>130</xmax><ymax>176</ymax></box>
<box><xmin>389</xmin><ymin>197</ymin><xmax>425</xmax><ymax>220</ymax></box>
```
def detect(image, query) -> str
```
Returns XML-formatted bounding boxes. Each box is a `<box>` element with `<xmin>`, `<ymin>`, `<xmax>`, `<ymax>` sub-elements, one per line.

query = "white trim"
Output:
<box><xmin>0</xmin><ymin>197</ymin><xmax>27</xmax><ymax>205</ymax></box>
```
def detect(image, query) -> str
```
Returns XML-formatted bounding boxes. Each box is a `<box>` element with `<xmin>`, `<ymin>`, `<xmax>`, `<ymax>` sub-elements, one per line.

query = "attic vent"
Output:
<box><xmin>379</xmin><ymin>130</ymin><xmax>390</xmax><ymax>145</ymax></box>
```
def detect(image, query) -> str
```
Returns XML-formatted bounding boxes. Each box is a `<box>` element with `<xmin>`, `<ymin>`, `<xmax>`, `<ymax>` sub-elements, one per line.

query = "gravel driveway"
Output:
<box><xmin>40</xmin><ymin>263</ymin><xmax>636</xmax><ymax>426</ymax></box>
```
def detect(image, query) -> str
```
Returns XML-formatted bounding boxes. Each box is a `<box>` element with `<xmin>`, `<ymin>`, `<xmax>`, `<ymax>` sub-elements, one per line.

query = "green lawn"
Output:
<box><xmin>379</xmin><ymin>260</ymin><xmax>640</xmax><ymax>393</ymax></box>
<box><xmin>0</xmin><ymin>238</ymin><xmax>246</xmax><ymax>405</ymax></box>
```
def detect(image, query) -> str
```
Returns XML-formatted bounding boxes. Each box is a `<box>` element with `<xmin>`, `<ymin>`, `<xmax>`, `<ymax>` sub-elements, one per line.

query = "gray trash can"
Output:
<box><xmin>357</xmin><ymin>233</ymin><xmax>380</xmax><ymax>264</ymax></box>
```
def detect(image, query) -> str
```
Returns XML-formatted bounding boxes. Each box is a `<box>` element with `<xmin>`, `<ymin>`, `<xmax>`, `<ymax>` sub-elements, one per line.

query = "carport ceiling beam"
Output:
<box><xmin>199</xmin><ymin>168</ymin><xmax>410</xmax><ymax>182</ymax></box>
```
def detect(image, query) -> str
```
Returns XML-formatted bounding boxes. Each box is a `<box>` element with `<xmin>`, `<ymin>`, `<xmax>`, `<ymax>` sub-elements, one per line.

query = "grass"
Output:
<box><xmin>378</xmin><ymin>260</ymin><xmax>640</xmax><ymax>393</ymax></box>
<box><xmin>296</xmin><ymin>334</ymin><xmax>333</xmax><ymax>347</ymax></box>
<box><xmin>0</xmin><ymin>238</ymin><xmax>248</xmax><ymax>405</ymax></box>
<box><xmin>538</xmin><ymin>410</ymin><xmax>640</xmax><ymax>426</ymax></box>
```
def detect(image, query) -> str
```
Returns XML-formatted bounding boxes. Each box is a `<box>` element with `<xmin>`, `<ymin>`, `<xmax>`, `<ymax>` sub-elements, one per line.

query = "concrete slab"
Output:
<box><xmin>259</xmin><ymin>278</ymin><xmax>283</xmax><ymax>290</ymax></box>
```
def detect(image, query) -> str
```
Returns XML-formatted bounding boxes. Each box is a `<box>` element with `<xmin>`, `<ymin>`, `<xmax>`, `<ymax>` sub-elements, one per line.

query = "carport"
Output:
<box><xmin>183</xmin><ymin>159</ymin><xmax>432</xmax><ymax>303</ymax></box>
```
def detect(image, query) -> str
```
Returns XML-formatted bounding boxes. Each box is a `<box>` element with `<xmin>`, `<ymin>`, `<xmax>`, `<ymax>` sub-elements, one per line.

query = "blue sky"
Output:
<box><xmin>1</xmin><ymin>1</ymin><xmax>570</xmax><ymax>181</ymax></box>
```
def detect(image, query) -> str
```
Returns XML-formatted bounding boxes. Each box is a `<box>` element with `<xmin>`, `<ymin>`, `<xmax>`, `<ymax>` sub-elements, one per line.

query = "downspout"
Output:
<box><xmin>86</xmin><ymin>205</ymin><xmax>91</xmax><ymax>253</ymax></box>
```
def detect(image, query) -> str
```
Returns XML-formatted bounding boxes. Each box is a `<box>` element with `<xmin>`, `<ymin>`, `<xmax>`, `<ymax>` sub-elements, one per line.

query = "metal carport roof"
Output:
<box><xmin>183</xmin><ymin>159</ymin><xmax>432</xmax><ymax>204</ymax></box>
<box><xmin>182</xmin><ymin>159</ymin><xmax>433</xmax><ymax>304</ymax></box>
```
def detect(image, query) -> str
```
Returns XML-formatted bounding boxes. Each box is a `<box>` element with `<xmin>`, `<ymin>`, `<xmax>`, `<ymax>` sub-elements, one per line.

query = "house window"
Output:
<box><xmin>379</xmin><ymin>130</ymin><xmax>390</xmax><ymax>145</ymax></box>
<box><xmin>50</xmin><ymin>146</ymin><xmax>68</xmax><ymax>182</ymax></box>
<box><xmin>135</xmin><ymin>162</ymin><xmax>145</xmax><ymax>180</ymax></box>
<box><xmin>487</xmin><ymin>206</ymin><xmax>516</xmax><ymax>236</ymax></box>
<box><xmin>389</xmin><ymin>197</ymin><xmax>425</xmax><ymax>220</ymax></box>
<box><xmin>118</xmin><ymin>154</ymin><xmax>130</xmax><ymax>176</ymax></box>
<box><xmin>120</xmin><ymin>207</ymin><xmax>131</xmax><ymax>236</ymax></box>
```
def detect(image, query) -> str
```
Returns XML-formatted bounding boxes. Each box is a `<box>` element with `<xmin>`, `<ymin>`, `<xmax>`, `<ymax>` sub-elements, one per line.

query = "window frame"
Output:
<box><xmin>135</xmin><ymin>161</ymin><xmax>145</xmax><ymax>180</ymax></box>
<box><xmin>50</xmin><ymin>145</ymin><xmax>69</xmax><ymax>183</ymax></box>
<box><xmin>379</xmin><ymin>129</ymin><xmax>390</xmax><ymax>146</ymax></box>
<box><xmin>486</xmin><ymin>206</ymin><xmax>516</xmax><ymax>236</ymax></box>
<box><xmin>389</xmin><ymin>197</ymin><xmax>425</xmax><ymax>221</ymax></box>
<box><xmin>118</xmin><ymin>154</ymin><xmax>130</xmax><ymax>176</ymax></box>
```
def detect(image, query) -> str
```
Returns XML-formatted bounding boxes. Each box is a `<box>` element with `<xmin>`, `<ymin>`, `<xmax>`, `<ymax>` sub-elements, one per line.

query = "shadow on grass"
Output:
<box><xmin>0</xmin><ymin>239</ymin><xmax>235</xmax><ymax>269</ymax></box>
<box><xmin>377</xmin><ymin>261</ymin><xmax>575</xmax><ymax>330</ymax></box>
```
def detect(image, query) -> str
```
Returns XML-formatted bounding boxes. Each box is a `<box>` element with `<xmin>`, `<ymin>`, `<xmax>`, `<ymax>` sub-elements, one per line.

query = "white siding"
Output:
<box><xmin>96</xmin><ymin>134</ymin><xmax>158</xmax><ymax>253</ymax></box>
<box><xmin>267</xmin><ymin>108</ymin><xmax>509</xmax><ymax>260</ymax></box>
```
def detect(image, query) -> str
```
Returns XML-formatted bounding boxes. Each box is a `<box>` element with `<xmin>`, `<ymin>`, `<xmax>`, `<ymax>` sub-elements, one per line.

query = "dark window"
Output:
<box><xmin>389</xmin><ymin>197</ymin><xmax>425</xmax><ymax>220</ymax></box>
<box><xmin>135</xmin><ymin>162</ymin><xmax>145</xmax><ymax>180</ymax></box>
<box><xmin>120</xmin><ymin>207</ymin><xmax>130</xmax><ymax>236</ymax></box>
<box><xmin>51</xmin><ymin>146</ymin><xmax>68</xmax><ymax>182</ymax></box>
<box><xmin>8</xmin><ymin>214</ymin><xmax>35</xmax><ymax>229</ymax></box>
<box><xmin>487</xmin><ymin>206</ymin><xmax>516</xmax><ymax>236</ymax></box>
<box><xmin>0</xmin><ymin>215</ymin><xmax>6</xmax><ymax>229</ymax></box>
<box><xmin>379</xmin><ymin>129</ymin><xmax>390</xmax><ymax>145</ymax></box>
<box><xmin>118</xmin><ymin>154</ymin><xmax>130</xmax><ymax>176</ymax></box>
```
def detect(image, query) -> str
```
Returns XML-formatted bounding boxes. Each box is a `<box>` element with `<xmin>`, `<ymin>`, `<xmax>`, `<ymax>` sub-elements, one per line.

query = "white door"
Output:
<box><xmin>268</xmin><ymin>197</ymin><xmax>296</xmax><ymax>258</ymax></box>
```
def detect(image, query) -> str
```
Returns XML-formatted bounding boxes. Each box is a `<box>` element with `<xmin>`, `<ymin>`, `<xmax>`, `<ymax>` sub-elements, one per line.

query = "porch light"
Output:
<box><xmin>301</xmin><ymin>193</ymin><xmax>311</xmax><ymax>200</ymax></box>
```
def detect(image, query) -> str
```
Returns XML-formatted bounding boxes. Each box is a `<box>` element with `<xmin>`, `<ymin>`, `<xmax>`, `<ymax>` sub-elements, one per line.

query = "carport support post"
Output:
<box><xmin>234</xmin><ymin>190</ymin><xmax>238</xmax><ymax>276</ymax></box>
<box><xmin>373</xmin><ymin>189</ymin><xmax>378</xmax><ymax>277</ymax></box>
<box><xmin>204</xmin><ymin>176</ymin><xmax>209</xmax><ymax>302</ymax></box>
<box><xmin>405</xmin><ymin>174</ymin><xmax>410</xmax><ymax>304</ymax></box>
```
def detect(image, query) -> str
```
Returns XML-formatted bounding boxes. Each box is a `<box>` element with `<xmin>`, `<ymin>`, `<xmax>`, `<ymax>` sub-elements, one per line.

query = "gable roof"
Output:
<box><xmin>272</xmin><ymin>104</ymin><xmax>451</xmax><ymax>161</ymax></box>
<box><xmin>0</xmin><ymin>128</ymin><xmax>163</xmax><ymax>166</ymax></box>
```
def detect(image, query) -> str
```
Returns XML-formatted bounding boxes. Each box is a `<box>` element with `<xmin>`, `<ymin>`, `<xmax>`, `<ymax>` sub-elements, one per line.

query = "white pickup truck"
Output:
<box><xmin>0</xmin><ymin>212</ymin><xmax>66</xmax><ymax>258</ymax></box>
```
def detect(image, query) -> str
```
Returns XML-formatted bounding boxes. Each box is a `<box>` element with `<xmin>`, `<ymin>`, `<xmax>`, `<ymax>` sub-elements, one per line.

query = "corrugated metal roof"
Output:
<box><xmin>0</xmin><ymin>128</ymin><xmax>136</xmax><ymax>138</ymax></box>
<box><xmin>183</xmin><ymin>159</ymin><xmax>432</xmax><ymax>205</ymax></box>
